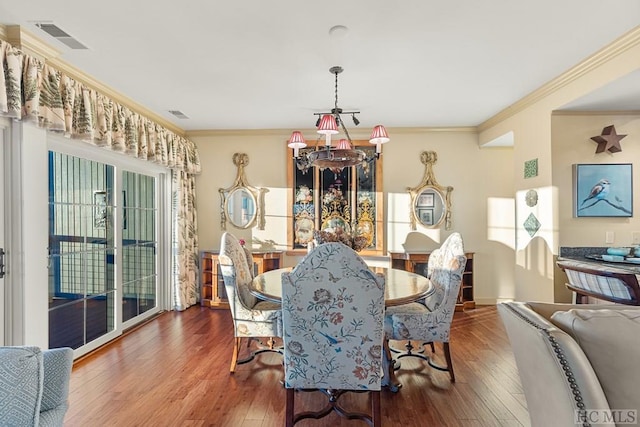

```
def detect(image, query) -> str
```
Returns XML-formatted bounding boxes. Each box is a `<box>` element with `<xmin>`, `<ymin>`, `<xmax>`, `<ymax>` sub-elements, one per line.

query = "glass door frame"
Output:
<box><xmin>48</xmin><ymin>135</ymin><xmax>171</xmax><ymax>356</ymax></box>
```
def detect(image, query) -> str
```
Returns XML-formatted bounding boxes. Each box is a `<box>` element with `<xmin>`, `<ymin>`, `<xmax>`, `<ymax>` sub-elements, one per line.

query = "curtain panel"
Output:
<box><xmin>0</xmin><ymin>38</ymin><xmax>201</xmax><ymax>310</ymax></box>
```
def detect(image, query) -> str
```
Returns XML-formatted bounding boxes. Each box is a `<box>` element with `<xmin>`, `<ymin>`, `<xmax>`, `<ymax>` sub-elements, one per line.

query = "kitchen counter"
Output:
<box><xmin>557</xmin><ymin>247</ymin><xmax>640</xmax><ymax>304</ymax></box>
<box><xmin>558</xmin><ymin>247</ymin><xmax>640</xmax><ymax>274</ymax></box>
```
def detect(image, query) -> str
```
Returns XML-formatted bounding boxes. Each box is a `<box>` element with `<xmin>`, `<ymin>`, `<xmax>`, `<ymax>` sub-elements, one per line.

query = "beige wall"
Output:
<box><xmin>192</xmin><ymin>128</ymin><xmax>516</xmax><ymax>306</ymax></box>
<box><xmin>195</xmin><ymin>29</ymin><xmax>640</xmax><ymax>307</ymax></box>
<box><xmin>551</xmin><ymin>113</ymin><xmax>640</xmax><ymax>301</ymax></box>
<box><xmin>478</xmin><ymin>28</ymin><xmax>640</xmax><ymax>303</ymax></box>
<box><xmin>553</xmin><ymin>113</ymin><xmax>640</xmax><ymax>247</ymax></box>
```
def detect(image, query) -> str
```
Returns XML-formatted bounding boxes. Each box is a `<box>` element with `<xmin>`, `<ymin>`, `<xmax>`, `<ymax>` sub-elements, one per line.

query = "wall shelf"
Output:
<box><xmin>200</xmin><ymin>250</ymin><xmax>283</xmax><ymax>309</ymax></box>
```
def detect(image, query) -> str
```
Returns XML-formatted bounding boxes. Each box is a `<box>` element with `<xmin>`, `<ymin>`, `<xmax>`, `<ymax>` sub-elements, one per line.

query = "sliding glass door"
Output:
<box><xmin>122</xmin><ymin>171</ymin><xmax>157</xmax><ymax>323</ymax></box>
<box><xmin>48</xmin><ymin>149</ymin><xmax>164</xmax><ymax>353</ymax></box>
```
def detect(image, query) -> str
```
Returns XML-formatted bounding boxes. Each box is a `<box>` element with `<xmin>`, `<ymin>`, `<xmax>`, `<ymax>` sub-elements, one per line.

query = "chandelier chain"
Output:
<box><xmin>333</xmin><ymin>68</ymin><xmax>353</xmax><ymax>143</ymax></box>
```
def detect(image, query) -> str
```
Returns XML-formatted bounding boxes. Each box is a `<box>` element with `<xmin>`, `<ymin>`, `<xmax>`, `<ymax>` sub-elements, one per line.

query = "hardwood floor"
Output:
<box><xmin>65</xmin><ymin>305</ymin><xmax>530</xmax><ymax>426</ymax></box>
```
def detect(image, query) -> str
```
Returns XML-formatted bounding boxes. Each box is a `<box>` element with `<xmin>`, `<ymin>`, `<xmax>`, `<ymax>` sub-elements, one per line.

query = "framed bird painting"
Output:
<box><xmin>573</xmin><ymin>163</ymin><xmax>633</xmax><ymax>217</ymax></box>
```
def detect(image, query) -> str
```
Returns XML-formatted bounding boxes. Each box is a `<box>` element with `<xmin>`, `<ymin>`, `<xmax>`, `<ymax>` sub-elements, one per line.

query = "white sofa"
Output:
<box><xmin>498</xmin><ymin>302</ymin><xmax>640</xmax><ymax>427</ymax></box>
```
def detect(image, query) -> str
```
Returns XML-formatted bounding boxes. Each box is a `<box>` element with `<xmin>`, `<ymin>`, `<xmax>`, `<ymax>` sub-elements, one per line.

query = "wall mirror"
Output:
<box><xmin>408</xmin><ymin>151</ymin><xmax>453</xmax><ymax>230</ymax></box>
<box><xmin>219</xmin><ymin>153</ymin><xmax>266</xmax><ymax>230</ymax></box>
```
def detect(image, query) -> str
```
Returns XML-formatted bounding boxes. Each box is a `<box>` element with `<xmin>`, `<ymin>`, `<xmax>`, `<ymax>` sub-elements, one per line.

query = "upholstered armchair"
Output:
<box><xmin>0</xmin><ymin>346</ymin><xmax>74</xmax><ymax>426</ymax></box>
<box><xmin>281</xmin><ymin>242</ymin><xmax>385</xmax><ymax>426</ymax></box>
<box><xmin>219</xmin><ymin>232</ymin><xmax>282</xmax><ymax>373</ymax></box>
<box><xmin>384</xmin><ymin>232</ymin><xmax>466</xmax><ymax>382</ymax></box>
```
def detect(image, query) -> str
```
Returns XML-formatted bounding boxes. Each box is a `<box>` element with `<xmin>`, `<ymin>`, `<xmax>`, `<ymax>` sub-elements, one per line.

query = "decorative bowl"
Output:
<box><xmin>606</xmin><ymin>247</ymin><xmax>631</xmax><ymax>256</ymax></box>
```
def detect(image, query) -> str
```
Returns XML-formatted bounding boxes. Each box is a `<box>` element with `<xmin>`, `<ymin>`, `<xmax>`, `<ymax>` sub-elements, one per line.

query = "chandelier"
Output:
<box><xmin>287</xmin><ymin>66</ymin><xmax>390</xmax><ymax>173</ymax></box>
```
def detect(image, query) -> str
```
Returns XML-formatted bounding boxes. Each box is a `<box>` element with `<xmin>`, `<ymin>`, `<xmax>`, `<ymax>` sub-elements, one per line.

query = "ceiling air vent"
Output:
<box><xmin>168</xmin><ymin>110</ymin><xmax>190</xmax><ymax>120</ymax></box>
<box><xmin>34</xmin><ymin>23</ymin><xmax>88</xmax><ymax>50</ymax></box>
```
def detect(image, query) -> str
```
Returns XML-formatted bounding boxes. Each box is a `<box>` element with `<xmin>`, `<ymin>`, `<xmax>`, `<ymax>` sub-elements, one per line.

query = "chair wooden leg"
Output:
<box><xmin>285</xmin><ymin>388</ymin><xmax>295</xmax><ymax>427</ymax></box>
<box><xmin>443</xmin><ymin>342</ymin><xmax>455</xmax><ymax>382</ymax></box>
<box><xmin>371</xmin><ymin>390</ymin><xmax>381</xmax><ymax>427</ymax></box>
<box><xmin>230</xmin><ymin>337</ymin><xmax>241</xmax><ymax>373</ymax></box>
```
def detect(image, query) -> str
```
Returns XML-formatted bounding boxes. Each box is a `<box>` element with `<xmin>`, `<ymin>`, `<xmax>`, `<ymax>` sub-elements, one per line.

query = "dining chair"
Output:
<box><xmin>219</xmin><ymin>232</ymin><xmax>282</xmax><ymax>373</ymax></box>
<box><xmin>281</xmin><ymin>242</ymin><xmax>385</xmax><ymax>427</ymax></box>
<box><xmin>384</xmin><ymin>232</ymin><xmax>466</xmax><ymax>381</ymax></box>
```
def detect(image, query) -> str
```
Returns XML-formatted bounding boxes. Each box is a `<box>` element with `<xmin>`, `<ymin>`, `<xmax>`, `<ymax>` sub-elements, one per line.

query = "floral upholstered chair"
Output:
<box><xmin>219</xmin><ymin>232</ymin><xmax>282</xmax><ymax>373</ymax></box>
<box><xmin>281</xmin><ymin>242</ymin><xmax>385</xmax><ymax>427</ymax></box>
<box><xmin>384</xmin><ymin>232</ymin><xmax>466</xmax><ymax>382</ymax></box>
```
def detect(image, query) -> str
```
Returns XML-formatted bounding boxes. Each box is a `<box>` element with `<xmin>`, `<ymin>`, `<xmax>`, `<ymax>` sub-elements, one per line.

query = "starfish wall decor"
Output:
<box><xmin>590</xmin><ymin>125</ymin><xmax>627</xmax><ymax>154</ymax></box>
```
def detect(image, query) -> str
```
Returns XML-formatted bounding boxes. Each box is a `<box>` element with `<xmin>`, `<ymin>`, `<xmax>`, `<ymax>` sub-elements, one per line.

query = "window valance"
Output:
<box><xmin>0</xmin><ymin>38</ymin><xmax>200</xmax><ymax>174</ymax></box>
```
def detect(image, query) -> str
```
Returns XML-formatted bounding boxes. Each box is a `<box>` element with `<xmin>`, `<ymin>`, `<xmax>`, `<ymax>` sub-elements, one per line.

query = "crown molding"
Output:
<box><xmin>0</xmin><ymin>25</ymin><xmax>186</xmax><ymax>137</ymax></box>
<box><xmin>478</xmin><ymin>25</ymin><xmax>640</xmax><ymax>132</ymax></box>
<box><xmin>186</xmin><ymin>126</ymin><xmax>478</xmax><ymax>138</ymax></box>
<box><xmin>3</xmin><ymin>25</ymin><xmax>61</xmax><ymax>60</ymax></box>
<box><xmin>552</xmin><ymin>110</ymin><xmax>640</xmax><ymax>116</ymax></box>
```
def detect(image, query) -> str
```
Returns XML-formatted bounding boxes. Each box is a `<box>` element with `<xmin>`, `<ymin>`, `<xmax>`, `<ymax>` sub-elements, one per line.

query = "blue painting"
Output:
<box><xmin>574</xmin><ymin>163</ymin><xmax>632</xmax><ymax>217</ymax></box>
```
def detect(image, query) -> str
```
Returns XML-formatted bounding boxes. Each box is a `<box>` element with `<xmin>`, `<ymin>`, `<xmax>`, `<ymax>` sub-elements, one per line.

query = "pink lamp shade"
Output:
<box><xmin>287</xmin><ymin>131</ymin><xmax>307</xmax><ymax>157</ymax></box>
<box><xmin>369</xmin><ymin>125</ymin><xmax>390</xmax><ymax>144</ymax></box>
<box><xmin>316</xmin><ymin>114</ymin><xmax>339</xmax><ymax>135</ymax></box>
<box><xmin>317</xmin><ymin>114</ymin><xmax>338</xmax><ymax>147</ymax></box>
<box><xmin>336</xmin><ymin>139</ymin><xmax>352</xmax><ymax>150</ymax></box>
<box><xmin>369</xmin><ymin>124</ymin><xmax>390</xmax><ymax>154</ymax></box>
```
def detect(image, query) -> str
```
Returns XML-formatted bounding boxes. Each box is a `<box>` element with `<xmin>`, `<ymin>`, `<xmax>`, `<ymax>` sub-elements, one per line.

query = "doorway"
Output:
<box><xmin>47</xmin><ymin>148</ymin><xmax>166</xmax><ymax>356</ymax></box>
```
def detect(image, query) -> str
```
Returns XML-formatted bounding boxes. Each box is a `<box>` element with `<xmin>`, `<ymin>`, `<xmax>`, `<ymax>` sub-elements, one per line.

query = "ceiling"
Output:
<box><xmin>1</xmin><ymin>0</ymin><xmax>639</xmax><ymax>133</ymax></box>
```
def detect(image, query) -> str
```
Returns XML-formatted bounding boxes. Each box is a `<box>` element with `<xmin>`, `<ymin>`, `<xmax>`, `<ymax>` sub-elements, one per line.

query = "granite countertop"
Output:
<box><xmin>558</xmin><ymin>246</ymin><xmax>640</xmax><ymax>274</ymax></box>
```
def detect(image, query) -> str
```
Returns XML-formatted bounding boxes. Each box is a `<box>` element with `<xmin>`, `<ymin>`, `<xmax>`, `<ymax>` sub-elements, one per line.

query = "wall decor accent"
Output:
<box><xmin>417</xmin><ymin>208</ymin><xmax>434</xmax><ymax>225</ymax></box>
<box><xmin>523</xmin><ymin>213</ymin><xmax>541</xmax><ymax>237</ymax></box>
<box><xmin>524</xmin><ymin>158</ymin><xmax>538</xmax><ymax>178</ymax></box>
<box><xmin>288</xmin><ymin>142</ymin><xmax>383</xmax><ymax>254</ymax></box>
<box><xmin>525</xmin><ymin>189</ymin><xmax>538</xmax><ymax>207</ymax></box>
<box><xmin>219</xmin><ymin>153</ymin><xmax>267</xmax><ymax>230</ymax></box>
<box><xmin>573</xmin><ymin>163</ymin><xmax>632</xmax><ymax>217</ymax></box>
<box><xmin>407</xmin><ymin>151</ymin><xmax>454</xmax><ymax>230</ymax></box>
<box><xmin>590</xmin><ymin>125</ymin><xmax>627</xmax><ymax>154</ymax></box>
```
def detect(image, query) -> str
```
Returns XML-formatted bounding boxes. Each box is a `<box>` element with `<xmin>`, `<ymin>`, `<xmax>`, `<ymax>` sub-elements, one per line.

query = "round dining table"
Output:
<box><xmin>249</xmin><ymin>266</ymin><xmax>434</xmax><ymax>392</ymax></box>
<box><xmin>250</xmin><ymin>266</ymin><xmax>433</xmax><ymax>307</ymax></box>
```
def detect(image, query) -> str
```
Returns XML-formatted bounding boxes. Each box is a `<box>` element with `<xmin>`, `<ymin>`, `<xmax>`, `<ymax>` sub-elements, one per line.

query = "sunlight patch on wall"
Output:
<box><xmin>387</xmin><ymin>191</ymin><xmax>442</xmax><ymax>251</ymax></box>
<box><xmin>386</xmin><ymin>191</ymin><xmax>412</xmax><ymax>251</ymax></box>
<box><xmin>487</xmin><ymin>197</ymin><xmax>516</xmax><ymax>249</ymax></box>
<box><xmin>252</xmin><ymin>186</ymin><xmax>288</xmax><ymax>251</ymax></box>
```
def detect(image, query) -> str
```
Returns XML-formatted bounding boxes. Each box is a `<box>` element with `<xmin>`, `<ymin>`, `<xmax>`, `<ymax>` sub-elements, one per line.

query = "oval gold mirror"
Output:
<box><xmin>219</xmin><ymin>153</ymin><xmax>267</xmax><ymax>230</ymax></box>
<box><xmin>414</xmin><ymin>186</ymin><xmax>446</xmax><ymax>228</ymax></box>
<box><xmin>225</xmin><ymin>188</ymin><xmax>257</xmax><ymax>229</ymax></box>
<box><xmin>408</xmin><ymin>151</ymin><xmax>453</xmax><ymax>230</ymax></box>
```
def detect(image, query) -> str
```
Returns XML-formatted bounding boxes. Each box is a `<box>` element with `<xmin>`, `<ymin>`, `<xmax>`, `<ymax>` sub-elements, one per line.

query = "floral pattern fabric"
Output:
<box><xmin>281</xmin><ymin>242</ymin><xmax>385</xmax><ymax>391</ymax></box>
<box><xmin>384</xmin><ymin>232</ymin><xmax>466</xmax><ymax>343</ymax></box>
<box><xmin>219</xmin><ymin>232</ymin><xmax>281</xmax><ymax>338</ymax></box>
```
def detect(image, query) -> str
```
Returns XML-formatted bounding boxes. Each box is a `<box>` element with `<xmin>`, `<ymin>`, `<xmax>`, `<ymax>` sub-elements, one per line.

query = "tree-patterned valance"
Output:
<box><xmin>0</xmin><ymin>38</ymin><xmax>200</xmax><ymax>174</ymax></box>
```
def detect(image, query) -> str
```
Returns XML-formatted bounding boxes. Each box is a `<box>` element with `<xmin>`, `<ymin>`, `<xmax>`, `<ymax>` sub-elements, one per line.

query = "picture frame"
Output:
<box><xmin>93</xmin><ymin>191</ymin><xmax>107</xmax><ymax>228</ymax></box>
<box><xmin>417</xmin><ymin>208</ymin><xmax>434</xmax><ymax>226</ymax></box>
<box><xmin>573</xmin><ymin>163</ymin><xmax>633</xmax><ymax>218</ymax></box>
<box><xmin>417</xmin><ymin>193</ymin><xmax>434</xmax><ymax>207</ymax></box>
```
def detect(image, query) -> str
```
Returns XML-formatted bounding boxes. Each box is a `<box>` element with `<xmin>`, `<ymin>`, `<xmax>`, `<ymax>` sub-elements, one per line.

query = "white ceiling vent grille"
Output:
<box><xmin>168</xmin><ymin>110</ymin><xmax>190</xmax><ymax>119</ymax></box>
<box><xmin>34</xmin><ymin>23</ymin><xmax>88</xmax><ymax>50</ymax></box>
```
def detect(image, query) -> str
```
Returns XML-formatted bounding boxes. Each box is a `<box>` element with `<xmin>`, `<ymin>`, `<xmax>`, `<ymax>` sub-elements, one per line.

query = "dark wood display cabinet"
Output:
<box><xmin>200</xmin><ymin>250</ymin><xmax>283</xmax><ymax>309</ymax></box>
<box><xmin>389</xmin><ymin>251</ymin><xmax>475</xmax><ymax>311</ymax></box>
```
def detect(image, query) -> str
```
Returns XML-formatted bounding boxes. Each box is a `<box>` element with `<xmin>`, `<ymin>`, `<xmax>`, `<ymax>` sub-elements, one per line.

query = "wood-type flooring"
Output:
<box><xmin>65</xmin><ymin>305</ymin><xmax>530</xmax><ymax>426</ymax></box>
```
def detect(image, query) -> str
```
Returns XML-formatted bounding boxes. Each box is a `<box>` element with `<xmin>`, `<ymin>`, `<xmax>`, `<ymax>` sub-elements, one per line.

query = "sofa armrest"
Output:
<box><xmin>0</xmin><ymin>346</ymin><xmax>43</xmax><ymax>426</ymax></box>
<box><xmin>498</xmin><ymin>302</ymin><xmax>611</xmax><ymax>427</ymax></box>
<box><xmin>39</xmin><ymin>347</ymin><xmax>74</xmax><ymax>426</ymax></box>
